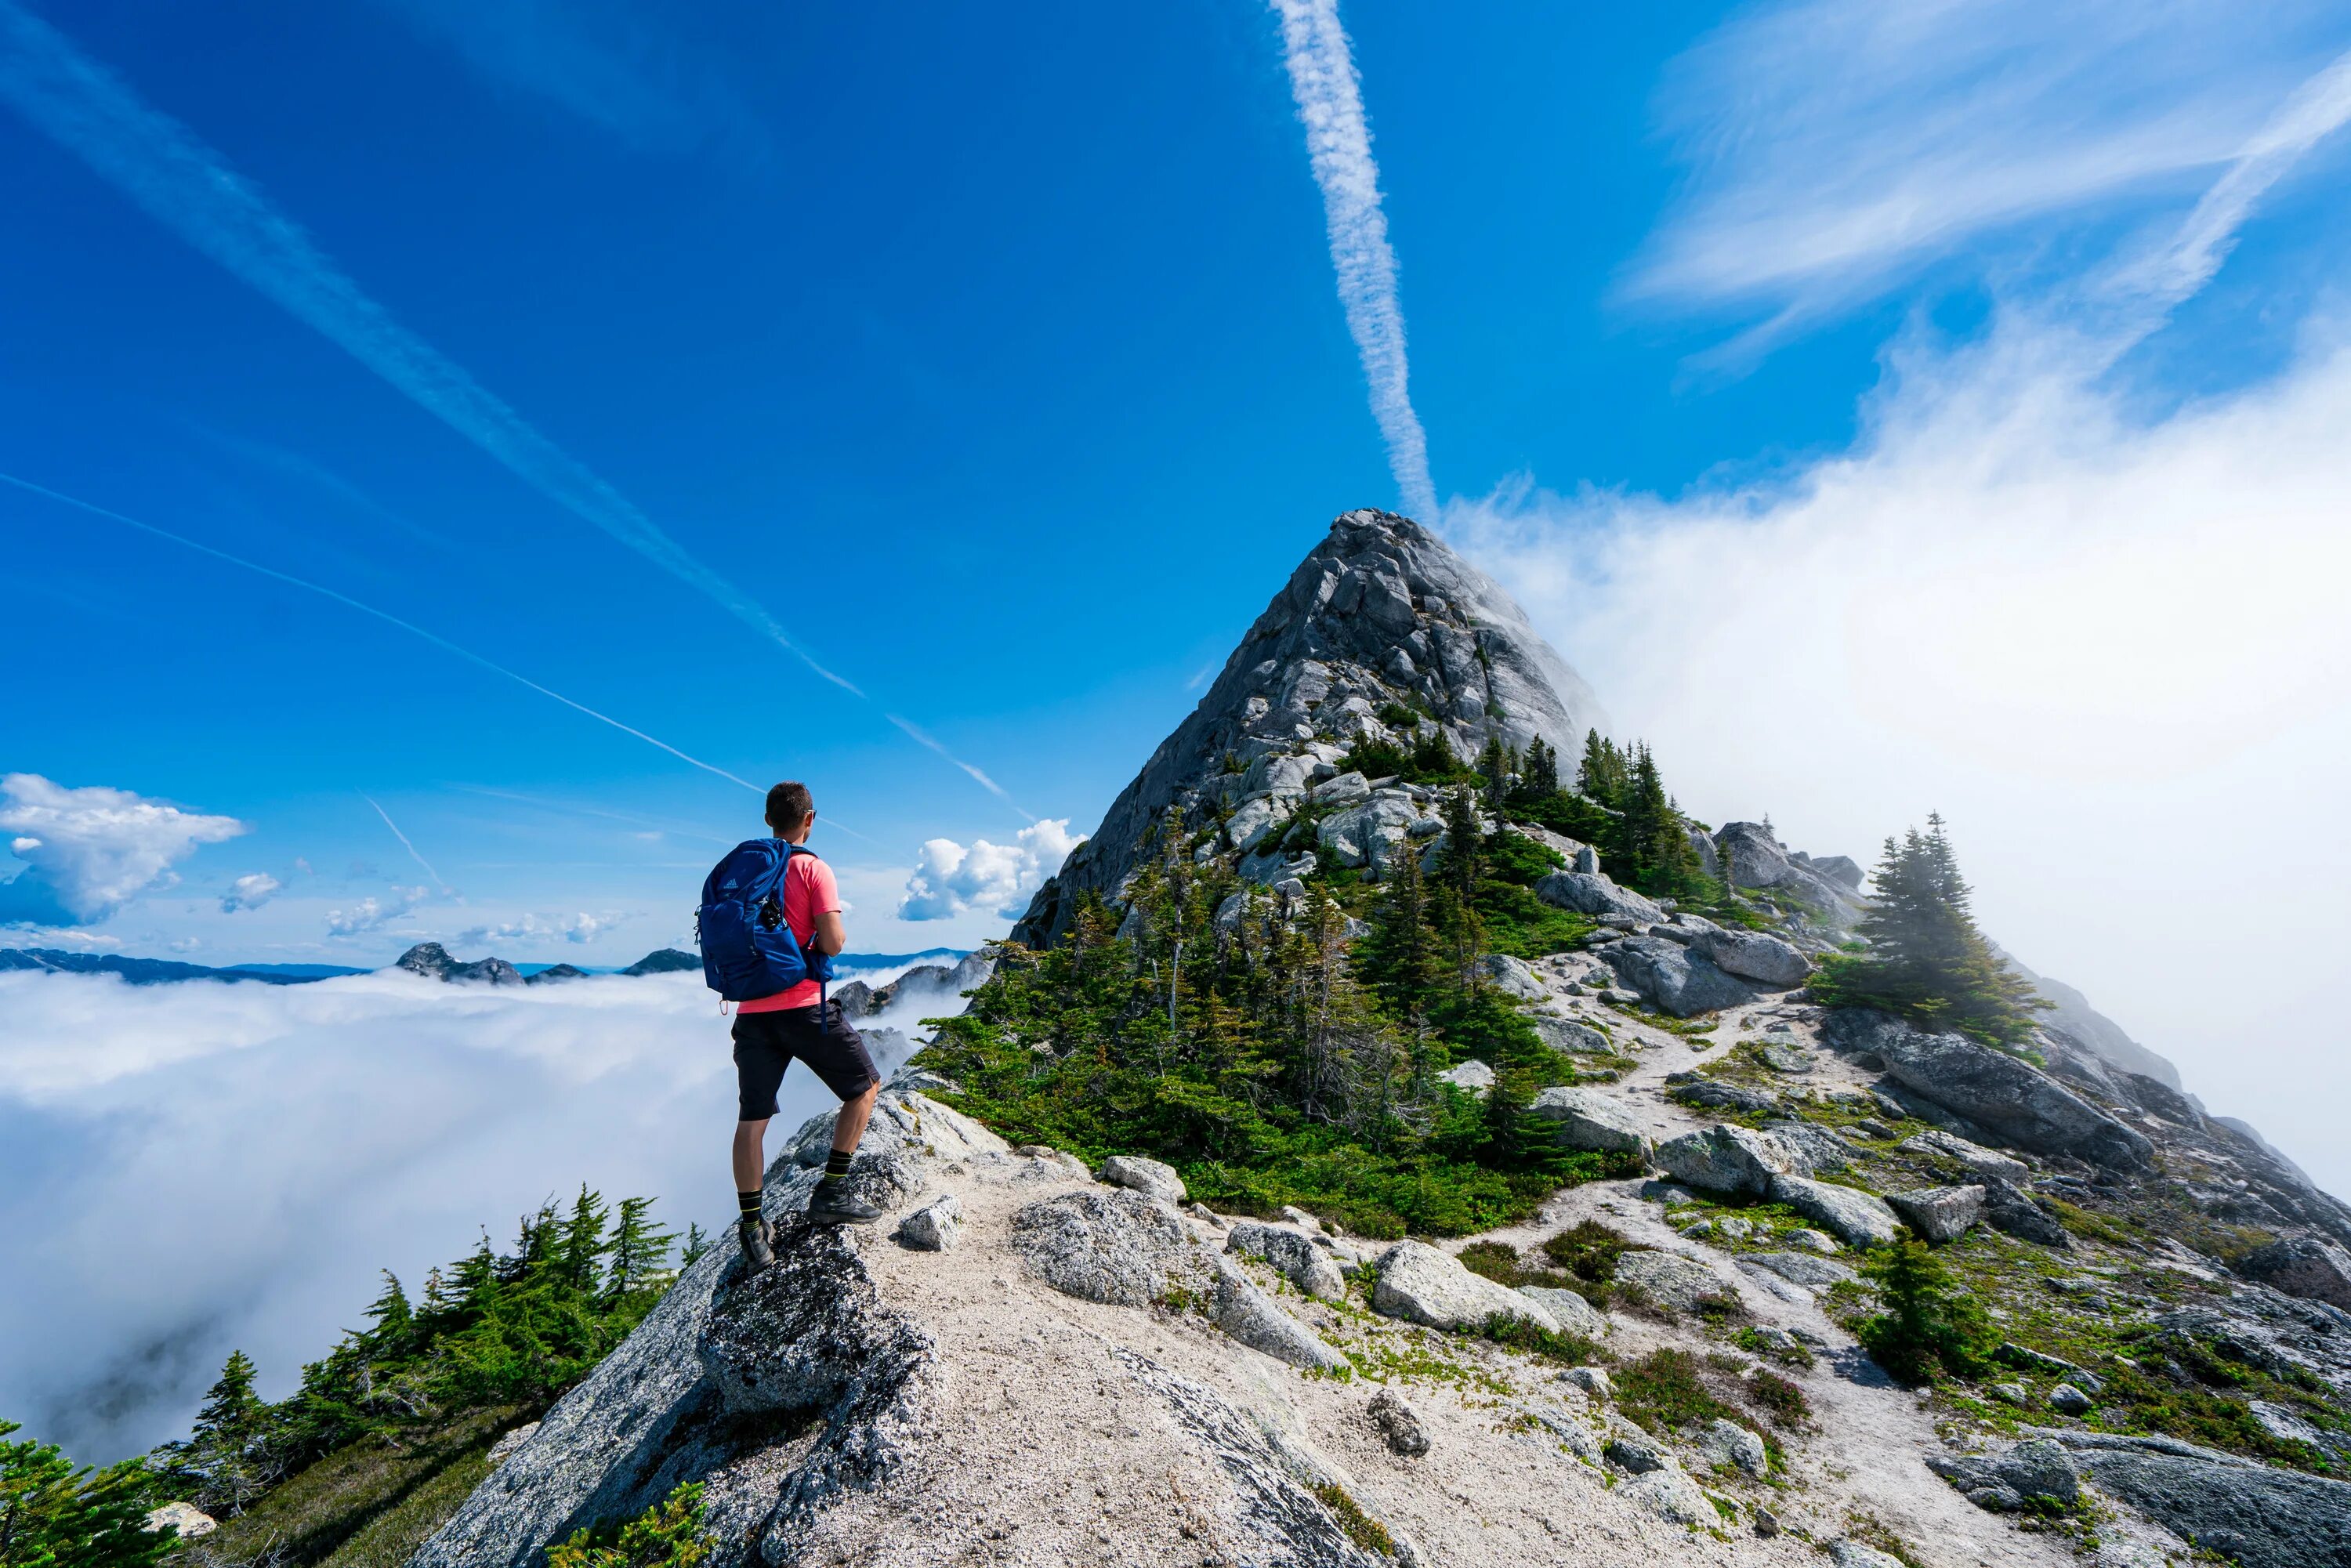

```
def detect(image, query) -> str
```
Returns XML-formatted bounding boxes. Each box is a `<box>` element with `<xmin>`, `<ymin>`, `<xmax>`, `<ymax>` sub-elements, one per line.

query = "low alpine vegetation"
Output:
<box><xmin>926</xmin><ymin>806</ymin><xmax>1636</xmax><ymax>1237</ymax></box>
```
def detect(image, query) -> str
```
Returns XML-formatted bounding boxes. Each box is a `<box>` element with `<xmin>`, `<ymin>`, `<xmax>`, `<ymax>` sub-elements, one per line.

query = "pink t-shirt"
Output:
<box><xmin>736</xmin><ymin>851</ymin><xmax>841</xmax><ymax>1012</ymax></box>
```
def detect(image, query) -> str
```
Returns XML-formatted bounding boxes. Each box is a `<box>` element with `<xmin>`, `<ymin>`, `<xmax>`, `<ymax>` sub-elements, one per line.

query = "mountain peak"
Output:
<box><xmin>1015</xmin><ymin>508</ymin><xmax>1604</xmax><ymax>944</ymax></box>
<box><xmin>393</xmin><ymin>942</ymin><xmax>523</xmax><ymax>986</ymax></box>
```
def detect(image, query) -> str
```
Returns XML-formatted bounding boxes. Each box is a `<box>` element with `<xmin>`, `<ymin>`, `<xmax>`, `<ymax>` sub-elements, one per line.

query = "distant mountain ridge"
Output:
<box><xmin>0</xmin><ymin>943</ymin><xmax>974</xmax><ymax>989</ymax></box>
<box><xmin>0</xmin><ymin>948</ymin><xmax>367</xmax><ymax>985</ymax></box>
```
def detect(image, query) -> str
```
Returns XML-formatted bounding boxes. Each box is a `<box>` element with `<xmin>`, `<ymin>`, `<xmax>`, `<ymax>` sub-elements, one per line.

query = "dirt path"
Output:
<box><xmin>1461</xmin><ymin>963</ymin><xmax>2072</xmax><ymax>1568</ymax></box>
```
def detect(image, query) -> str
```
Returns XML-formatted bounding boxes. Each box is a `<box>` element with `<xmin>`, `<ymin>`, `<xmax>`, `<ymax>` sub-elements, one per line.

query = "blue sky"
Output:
<box><xmin>6</xmin><ymin>0</ymin><xmax>2351</xmax><ymax>994</ymax></box>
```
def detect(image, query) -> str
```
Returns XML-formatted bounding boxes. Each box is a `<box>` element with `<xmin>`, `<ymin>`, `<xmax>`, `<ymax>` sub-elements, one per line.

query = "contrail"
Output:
<box><xmin>0</xmin><ymin>470</ymin><xmax>759</xmax><ymax>794</ymax></box>
<box><xmin>884</xmin><ymin>715</ymin><xmax>1033</xmax><ymax>824</ymax></box>
<box><xmin>449</xmin><ymin>782</ymin><xmax>891</xmax><ymax>850</ymax></box>
<box><xmin>0</xmin><ymin>0</ymin><xmax>1025</xmax><ymax>816</ymax></box>
<box><xmin>361</xmin><ymin>795</ymin><xmax>449</xmax><ymax>892</ymax></box>
<box><xmin>1268</xmin><ymin>0</ymin><xmax>1436</xmax><ymax>521</ymax></box>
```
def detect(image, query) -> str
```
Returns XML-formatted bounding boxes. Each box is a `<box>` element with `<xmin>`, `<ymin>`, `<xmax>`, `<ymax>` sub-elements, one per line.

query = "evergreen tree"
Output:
<box><xmin>364</xmin><ymin>1271</ymin><xmax>415</xmax><ymax>1360</ymax></box>
<box><xmin>1575</xmin><ymin>730</ymin><xmax>1625</xmax><ymax>806</ymax></box>
<box><xmin>0</xmin><ymin>1422</ymin><xmax>168</xmax><ymax>1568</ymax></box>
<box><xmin>1857</xmin><ymin>1239</ymin><xmax>1993</xmax><ymax>1385</ymax></box>
<box><xmin>1474</xmin><ymin>1066</ymin><xmax>1570</xmax><ymax>1178</ymax></box>
<box><xmin>1813</xmin><ymin>815</ymin><xmax>2046</xmax><ymax>1047</ymax></box>
<box><xmin>556</xmin><ymin>1186</ymin><xmax>612</xmax><ymax>1297</ymax></box>
<box><xmin>678</xmin><ymin>1224</ymin><xmax>712</xmax><ymax>1270</ymax></box>
<box><xmin>172</xmin><ymin>1349</ymin><xmax>274</xmax><ymax>1514</ymax></box>
<box><xmin>1434</xmin><ymin>784</ymin><xmax>1487</xmax><ymax>907</ymax></box>
<box><xmin>1408</xmin><ymin>726</ymin><xmax>1457</xmax><ymax>780</ymax></box>
<box><xmin>1474</xmin><ymin>736</ymin><xmax>1511</xmax><ymax>813</ymax></box>
<box><xmin>606</xmin><ymin>1198</ymin><xmax>677</xmax><ymax>1307</ymax></box>
<box><xmin>1523</xmin><ymin>737</ymin><xmax>1559</xmax><ymax>796</ymax></box>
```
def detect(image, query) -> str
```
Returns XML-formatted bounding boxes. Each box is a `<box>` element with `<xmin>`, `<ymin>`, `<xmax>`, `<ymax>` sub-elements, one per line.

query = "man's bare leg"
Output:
<box><xmin>831</xmin><ymin>1082</ymin><xmax>878</xmax><ymax>1157</ymax></box>
<box><xmin>733</xmin><ymin>1117</ymin><xmax>770</xmax><ymax>1195</ymax></box>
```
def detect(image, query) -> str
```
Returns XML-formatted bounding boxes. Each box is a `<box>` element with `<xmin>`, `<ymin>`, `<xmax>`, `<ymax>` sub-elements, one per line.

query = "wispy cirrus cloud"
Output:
<box><xmin>371</xmin><ymin>0</ymin><xmax>755</xmax><ymax>154</ymax></box>
<box><xmin>1628</xmin><ymin>0</ymin><xmax>2351</xmax><ymax>362</ymax></box>
<box><xmin>0</xmin><ymin>1</ymin><xmax>1022</xmax><ymax>819</ymax></box>
<box><xmin>1267</xmin><ymin>0</ymin><xmax>1436</xmax><ymax>522</ymax></box>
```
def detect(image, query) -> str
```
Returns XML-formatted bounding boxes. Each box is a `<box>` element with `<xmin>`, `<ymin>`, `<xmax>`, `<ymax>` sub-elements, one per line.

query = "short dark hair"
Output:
<box><xmin>764</xmin><ymin>781</ymin><xmax>813</xmax><ymax>834</ymax></box>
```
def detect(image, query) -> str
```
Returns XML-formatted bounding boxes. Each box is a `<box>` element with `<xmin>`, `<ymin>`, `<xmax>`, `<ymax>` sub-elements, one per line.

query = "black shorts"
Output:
<box><xmin>731</xmin><ymin>1002</ymin><xmax>878</xmax><ymax>1121</ymax></box>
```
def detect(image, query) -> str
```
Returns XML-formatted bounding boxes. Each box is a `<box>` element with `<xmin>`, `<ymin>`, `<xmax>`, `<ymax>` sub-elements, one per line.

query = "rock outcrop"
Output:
<box><xmin>2049</xmin><ymin>1432</ymin><xmax>2351</xmax><ymax>1568</ymax></box>
<box><xmin>394</xmin><ymin>942</ymin><xmax>523</xmax><ymax>985</ymax></box>
<box><xmin>1824</xmin><ymin>1010</ymin><xmax>2155</xmax><ymax>1171</ymax></box>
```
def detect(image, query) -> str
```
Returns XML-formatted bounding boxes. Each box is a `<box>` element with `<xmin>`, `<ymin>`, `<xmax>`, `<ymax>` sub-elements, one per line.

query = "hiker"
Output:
<box><xmin>712</xmin><ymin>780</ymin><xmax>884</xmax><ymax>1269</ymax></box>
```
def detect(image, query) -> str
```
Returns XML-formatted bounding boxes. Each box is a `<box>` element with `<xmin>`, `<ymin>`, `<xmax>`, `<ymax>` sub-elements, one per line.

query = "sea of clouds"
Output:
<box><xmin>0</xmin><ymin>961</ymin><xmax>964</xmax><ymax>1463</ymax></box>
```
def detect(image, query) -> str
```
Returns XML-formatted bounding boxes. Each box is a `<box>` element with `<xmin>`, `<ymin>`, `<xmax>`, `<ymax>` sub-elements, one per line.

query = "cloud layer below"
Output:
<box><xmin>0</xmin><ymin>968</ymin><xmax>940</xmax><ymax>1461</ymax></box>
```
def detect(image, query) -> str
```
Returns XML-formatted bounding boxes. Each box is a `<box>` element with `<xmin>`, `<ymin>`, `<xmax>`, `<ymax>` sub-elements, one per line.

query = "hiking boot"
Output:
<box><xmin>737</xmin><ymin>1215</ymin><xmax>775</xmax><ymax>1270</ymax></box>
<box><xmin>805</xmin><ymin>1181</ymin><xmax>883</xmax><ymax>1226</ymax></box>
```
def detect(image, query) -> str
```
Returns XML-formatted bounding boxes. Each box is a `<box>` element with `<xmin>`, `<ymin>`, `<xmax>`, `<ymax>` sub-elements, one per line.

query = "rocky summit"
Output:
<box><xmin>279</xmin><ymin>508</ymin><xmax>2351</xmax><ymax>1568</ymax></box>
<box><xmin>1012</xmin><ymin>508</ymin><xmax>1605</xmax><ymax>947</ymax></box>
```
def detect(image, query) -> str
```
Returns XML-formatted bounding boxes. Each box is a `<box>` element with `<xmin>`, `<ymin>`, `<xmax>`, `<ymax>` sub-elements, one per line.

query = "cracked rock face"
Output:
<box><xmin>1012</xmin><ymin>509</ymin><xmax>1607</xmax><ymax>947</ymax></box>
<box><xmin>1826</xmin><ymin>1010</ymin><xmax>2154</xmax><ymax>1171</ymax></box>
<box><xmin>2051</xmin><ymin>1433</ymin><xmax>2351</xmax><ymax>1568</ymax></box>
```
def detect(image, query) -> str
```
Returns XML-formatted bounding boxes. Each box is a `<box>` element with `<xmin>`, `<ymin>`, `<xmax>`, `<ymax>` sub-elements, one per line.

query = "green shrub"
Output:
<box><xmin>548</xmin><ymin>1481</ymin><xmax>712</xmax><ymax>1568</ymax></box>
<box><xmin>1540</xmin><ymin>1220</ymin><xmax>1629</xmax><ymax>1283</ymax></box>
<box><xmin>1476</xmin><ymin>1313</ymin><xmax>1600</xmax><ymax>1366</ymax></box>
<box><xmin>1743</xmin><ymin>1368</ymin><xmax>1811</xmax><ymax>1428</ymax></box>
<box><xmin>1857</xmin><ymin>1240</ymin><xmax>1994</xmax><ymax>1385</ymax></box>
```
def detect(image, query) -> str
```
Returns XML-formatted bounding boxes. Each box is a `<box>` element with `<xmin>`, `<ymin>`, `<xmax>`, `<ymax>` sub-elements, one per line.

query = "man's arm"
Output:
<box><xmin>811</xmin><ymin>910</ymin><xmax>847</xmax><ymax>956</ymax></box>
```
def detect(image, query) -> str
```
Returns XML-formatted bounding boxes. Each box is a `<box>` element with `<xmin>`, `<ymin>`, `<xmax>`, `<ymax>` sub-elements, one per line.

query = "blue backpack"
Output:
<box><xmin>697</xmin><ymin>839</ymin><xmax>834</xmax><ymax>1003</ymax></box>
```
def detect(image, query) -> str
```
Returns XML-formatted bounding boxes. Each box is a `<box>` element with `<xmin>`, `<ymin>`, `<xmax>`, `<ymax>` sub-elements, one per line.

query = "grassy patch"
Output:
<box><xmin>1617</xmin><ymin>1349</ymin><xmax>1737</xmax><ymax>1433</ymax></box>
<box><xmin>1475</xmin><ymin>1314</ymin><xmax>1601</xmax><ymax>1367</ymax></box>
<box><xmin>1744</xmin><ymin>1368</ymin><xmax>1812</xmax><ymax>1429</ymax></box>
<box><xmin>1310</xmin><ymin>1481</ymin><xmax>1396</xmax><ymax>1555</ymax></box>
<box><xmin>181</xmin><ymin>1407</ymin><xmax>519</xmax><ymax>1568</ymax></box>
<box><xmin>1454</xmin><ymin>1221</ymin><xmax>1628</xmax><ymax>1309</ymax></box>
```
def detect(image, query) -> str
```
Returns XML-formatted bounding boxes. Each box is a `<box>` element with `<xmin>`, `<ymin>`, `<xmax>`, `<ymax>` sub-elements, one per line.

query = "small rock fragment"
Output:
<box><xmin>896</xmin><ymin>1193</ymin><xmax>963</xmax><ymax>1251</ymax></box>
<box><xmin>1562</xmin><ymin>1365</ymin><xmax>1613</xmax><ymax>1399</ymax></box>
<box><xmin>1368</xmin><ymin>1388</ymin><xmax>1430</xmax><ymax>1456</ymax></box>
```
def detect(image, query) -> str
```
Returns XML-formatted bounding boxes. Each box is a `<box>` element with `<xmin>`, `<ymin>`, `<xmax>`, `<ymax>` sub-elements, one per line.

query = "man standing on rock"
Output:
<box><xmin>733</xmin><ymin>782</ymin><xmax>883</xmax><ymax>1267</ymax></box>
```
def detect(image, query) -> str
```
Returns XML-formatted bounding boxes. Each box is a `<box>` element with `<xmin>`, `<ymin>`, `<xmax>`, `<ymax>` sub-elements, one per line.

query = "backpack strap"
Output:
<box><xmin>782</xmin><ymin>843</ymin><xmax>829</xmax><ymax>1015</ymax></box>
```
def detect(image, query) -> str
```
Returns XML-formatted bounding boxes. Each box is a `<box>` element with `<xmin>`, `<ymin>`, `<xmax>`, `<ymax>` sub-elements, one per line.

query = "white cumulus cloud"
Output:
<box><xmin>219</xmin><ymin>872</ymin><xmax>281</xmax><ymax>913</ymax></box>
<box><xmin>324</xmin><ymin>886</ymin><xmax>426</xmax><ymax>938</ymax></box>
<box><xmin>456</xmin><ymin>911</ymin><xmax>625</xmax><ymax>947</ymax></box>
<box><xmin>0</xmin><ymin>774</ymin><xmax>246</xmax><ymax>926</ymax></box>
<box><xmin>897</xmin><ymin>820</ymin><xmax>1079</xmax><ymax>922</ymax></box>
